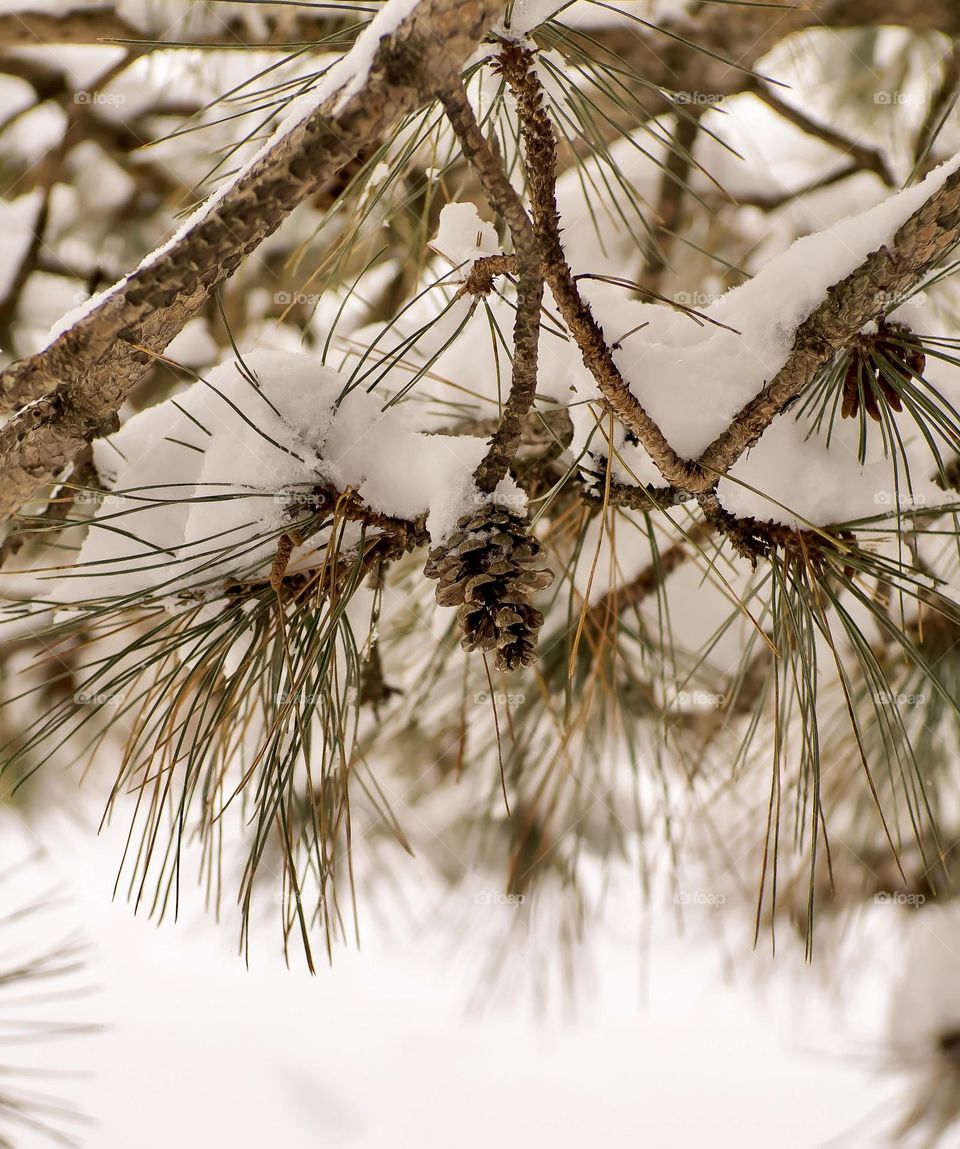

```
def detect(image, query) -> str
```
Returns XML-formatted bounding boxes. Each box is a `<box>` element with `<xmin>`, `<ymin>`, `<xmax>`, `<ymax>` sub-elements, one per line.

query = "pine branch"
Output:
<box><xmin>0</xmin><ymin>0</ymin><xmax>505</xmax><ymax>524</ymax></box>
<box><xmin>0</xmin><ymin>6</ymin><xmax>356</xmax><ymax>50</ymax></box>
<box><xmin>441</xmin><ymin>68</ymin><xmax>701</xmax><ymax>492</ymax></box>
<box><xmin>466</xmin><ymin>50</ymin><xmax>548</xmax><ymax>495</ymax></box>
<box><xmin>752</xmin><ymin>83</ymin><xmax>895</xmax><ymax>188</ymax></box>
<box><xmin>473</xmin><ymin>260</ymin><xmax>545</xmax><ymax>494</ymax></box>
<box><xmin>695</xmin><ymin>163</ymin><xmax>960</xmax><ymax>485</ymax></box>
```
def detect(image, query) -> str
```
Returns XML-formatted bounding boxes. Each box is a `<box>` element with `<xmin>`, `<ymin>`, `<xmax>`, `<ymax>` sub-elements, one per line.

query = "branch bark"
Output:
<box><xmin>0</xmin><ymin>0</ymin><xmax>505</xmax><ymax>524</ymax></box>
<box><xmin>696</xmin><ymin>164</ymin><xmax>960</xmax><ymax>484</ymax></box>
<box><xmin>441</xmin><ymin>72</ymin><xmax>702</xmax><ymax>493</ymax></box>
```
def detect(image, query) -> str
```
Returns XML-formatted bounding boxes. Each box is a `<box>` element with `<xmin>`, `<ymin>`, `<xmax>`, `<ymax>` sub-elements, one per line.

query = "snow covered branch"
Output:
<box><xmin>696</xmin><ymin>162</ymin><xmax>960</xmax><ymax>486</ymax></box>
<box><xmin>0</xmin><ymin>0</ymin><xmax>505</xmax><ymax>524</ymax></box>
<box><xmin>441</xmin><ymin>63</ymin><xmax>701</xmax><ymax>493</ymax></box>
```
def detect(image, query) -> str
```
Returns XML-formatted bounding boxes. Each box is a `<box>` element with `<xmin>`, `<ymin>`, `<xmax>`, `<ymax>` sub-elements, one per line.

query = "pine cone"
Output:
<box><xmin>841</xmin><ymin>319</ymin><xmax>925</xmax><ymax>421</ymax></box>
<box><xmin>424</xmin><ymin>505</ymin><xmax>555</xmax><ymax>671</ymax></box>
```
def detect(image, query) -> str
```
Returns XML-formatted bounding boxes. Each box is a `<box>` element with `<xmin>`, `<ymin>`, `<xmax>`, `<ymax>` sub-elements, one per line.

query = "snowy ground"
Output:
<box><xmin>4</xmin><ymin>804</ymin><xmax>909</xmax><ymax>1149</ymax></box>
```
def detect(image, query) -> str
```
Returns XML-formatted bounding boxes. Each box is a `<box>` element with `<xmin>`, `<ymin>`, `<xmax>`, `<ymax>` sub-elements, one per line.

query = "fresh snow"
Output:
<box><xmin>55</xmin><ymin>350</ymin><xmax>523</xmax><ymax>604</ymax></box>
<box><xmin>42</xmin><ymin>0</ymin><xmax>431</xmax><ymax>349</ymax></box>
<box><xmin>430</xmin><ymin>203</ymin><xmax>501</xmax><ymax>272</ymax></box>
<box><xmin>589</xmin><ymin>154</ymin><xmax>960</xmax><ymax>525</ymax></box>
<box><xmin>608</xmin><ymin>154</ymin><xmax>960</xmax><ymax>462</ymax></box>
<box><xmin>0</xmin><ymin>191</ymin><xmax>45</xmax><ymax>309</ymax></box>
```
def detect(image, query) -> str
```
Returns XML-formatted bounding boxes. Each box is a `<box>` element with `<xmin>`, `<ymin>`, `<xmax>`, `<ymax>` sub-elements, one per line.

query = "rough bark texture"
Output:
<box><xmin>442</xmin><ymin>75</ymin><xmax>702</xmax><ymax>492</ymax></box>
<box><xmin>0</xmin><ymin>0</ymin><xmax>505</xmax><ymax>523</ymax></box>
<box><xmin>696</xmin><ymin>165</ymin><xmax>960</xmax><ymax>483</ymax></box>
<box><xmin>1</xmin><ymin>0</ymin><xmax>958</xmax><ymax>526</ymax></box>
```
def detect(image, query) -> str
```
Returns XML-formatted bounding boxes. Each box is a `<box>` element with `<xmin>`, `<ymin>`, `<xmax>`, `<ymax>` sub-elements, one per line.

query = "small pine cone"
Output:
<box><xmin>878</xmin><ymin>319</ymin><xmax>925</xmax><ymax>388</ymax></box>
<box><xmin>841</xmin><ymin>357</ymin><xmax>863</xmax><ymax>420</ymax></box>
<box><xmin>424</xmin><ymin>506</ymin><xmax>554</xmax><ymax>671</ymax></box>
<box><xmin>841</xmin><ymin>319</ymin><xmax>925</xmax><ymax>422</ymax></box>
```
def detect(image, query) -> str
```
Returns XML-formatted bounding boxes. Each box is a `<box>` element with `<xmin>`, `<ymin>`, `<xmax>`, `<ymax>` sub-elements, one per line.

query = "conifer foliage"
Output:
<box><xmin>2</xmin><ymin>0</ymin><xmax>960</xmax><ymax>1139</ymax></box>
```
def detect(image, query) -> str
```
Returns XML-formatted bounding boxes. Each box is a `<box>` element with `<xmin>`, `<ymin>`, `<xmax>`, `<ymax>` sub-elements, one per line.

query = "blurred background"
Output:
<box><xmin>1</xmin><ymin>2</ymin><xmax>960</xmax><ymax>1145</ymax></box>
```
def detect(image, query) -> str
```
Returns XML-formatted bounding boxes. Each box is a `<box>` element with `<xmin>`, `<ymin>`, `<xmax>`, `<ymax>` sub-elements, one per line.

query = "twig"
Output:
<box><xmin>753</xmin><ymin>83</ymin><xmax>895</xmax><ymax>188</ymax></box>
<box><xmin>472</xmin><ymin>47</ymin><xmax>555</xmax><ymax>494</ymax></box>
<box><xmin>0</xmin><ymin>8</ymin><xmax>139</xmax><ymax>46</ymax></box>
<box><xmin>639</xmin><ymin>111</ymin><xmax>702</xmax><ymax>293</ymax></box>
<box><xmin>696</xmin><ymin>162</ymin><xmax>960</xmax><ymax>484</ymax></box>
<box><xmin>441</xmin><ymin>68</ymin><xmax>701</xmax><ymax>492</ymax></box>
<box><xmin>0</xmin><ymin>0</ymin><xmax>505</xmax><ymax>526</ymax></box>
<box><xmin>454</xmin><ymin>254</ymin><xmax>518</xmax><ymax>298</ymax></box>
<box><xmin>543</xmin><ymin>0</ymin><xmax>960</xmax><ymax>153</ymax></box>
<box><xmin>473</xmin><ymin>262</ymin><xmax>544</xmax><ymax>494</ymax></box>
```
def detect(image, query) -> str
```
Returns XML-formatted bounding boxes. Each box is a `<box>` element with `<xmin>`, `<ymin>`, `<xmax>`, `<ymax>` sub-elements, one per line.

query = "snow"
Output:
<box><xmin>430</xmin><ymin>202</ymin><xmax>501</xmax><ymax>272</ymax></box>
<box><xmin>331</xmin><ymin>0</ymin><xmax>423</xmax><ymax>113</ymax></box>
<box><xmin>164</xmin><ymin>318</ymin><xmax>219</xmax><ymax>369</ymax></box>
<box><xmin>54</xmin><ymin>351</ymin><xmax>335</xmax><ymax>601</ymax></box>
<box><xmin>0</xmin><ymin>190</ymin><xmax>45</xmax><ymax>305</ymax></box>
<box><xmin>560</xmin><ymin>153</ymin><xmax>960</xmax><ymax>525</ymax></box>
<box><xmin>53</xmin><ymin>349</ymin><xmax>524</xmax><ymax>604</ymax></box>
<box><xmin>547</xmin><ymin>0</ymin><xmax>695</xmax><ymax>29</ymax></box>
<box><xmin>41</xmin><ymin>0</ymin><xmax>433</xmax><ymax>348</ymax></box>
<box><xmin>608</xmin><ymin>154</ymin><xmax>960</xmax><ymax>462</ymax></box>
<box><xmin>495</xmin><ymin>0</ymin><xmax>568</xmax><ymax>36</ymax></box>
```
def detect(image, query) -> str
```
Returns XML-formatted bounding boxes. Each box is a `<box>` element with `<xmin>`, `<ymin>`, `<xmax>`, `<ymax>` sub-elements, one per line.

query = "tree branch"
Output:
<box><xmin>547</xmin><ymin>0</ymin><xmax>960</xmax><ymax>136</ymax></box>
<box><xmin>0</xmin><ymin>0</ymin><xmax>505</xmax><ymax>525</ymax></box>
<box><xmin>639</xmin><ymin>110</ymin><xmax>703</xmax><ymax>294</ymax></box>
<box><xmin>472</xmin><ymin>45</ymin><xmax>559</xmax><ymax>495</ymax></box>
<box><xmin>752</xmin><ymin>83</ymin><xmax>895</xmax><ymax>188</ymax></box>
<box><xmin>0</xmin><ymin>8</ymin><xmax>139</xmax><ymax>46</ymax></box>
<box><xmin>441</xmin><ymin>69</ymin><xmax>701</xmax><ymax>493</ymax></box>
<box><xmin>696</xmin><ymin>163</ymin><xmax>960</xmax><ymax>484</ymax></box>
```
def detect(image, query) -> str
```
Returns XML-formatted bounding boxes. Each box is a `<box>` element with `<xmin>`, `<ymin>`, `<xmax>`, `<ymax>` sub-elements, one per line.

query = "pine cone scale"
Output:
<box><xmin>425</xmin><ymin>505</ymin><xmax>554</xmax><ymax>671</ymax></box>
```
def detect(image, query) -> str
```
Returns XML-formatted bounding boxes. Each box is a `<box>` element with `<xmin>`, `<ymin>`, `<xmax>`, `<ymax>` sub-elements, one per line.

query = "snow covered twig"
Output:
<box><xmin>441</xmin><ymin>67</ymin><xmax>701</xmax><ymax>492</ymax></box>
<box><xmin>697</xmin><ymin>164</ymin><xmax>960</xmax><ymax>484</ymax></box>
<box><xmin>0</xmin><ymin>0</ymin><xmax>506</xmax><ymax>524</ymax></box>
